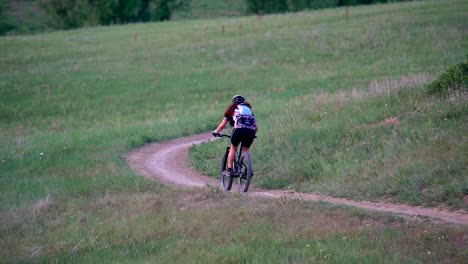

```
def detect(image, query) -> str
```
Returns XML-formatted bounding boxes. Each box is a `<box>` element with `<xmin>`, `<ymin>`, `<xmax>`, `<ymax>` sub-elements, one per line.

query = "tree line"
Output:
<box><xmin>40</xmin><ymin>0</ymin><xmax>188</xmax><ymax>29</ymax></box>
<box><xmin>246</xmin><ymin>0</ymin><xmax>410</xmax><ymax>14</ymax></box>
<box><xmin>0</xmin><ymin>0</ymin><xmax>189</xmax><ymax>33</ymax></box>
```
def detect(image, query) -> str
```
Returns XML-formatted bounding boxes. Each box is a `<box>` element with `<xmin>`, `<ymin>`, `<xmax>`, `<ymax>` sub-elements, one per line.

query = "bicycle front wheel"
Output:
<box><xmin>237</xmin><ymin>152</ymin><xmax>253</xmax><ymax>192</ymax></box>
<box><xmin>220</xmin><ymin>148</ymin><xmax>233</xmax><ymax>191</ymax></box>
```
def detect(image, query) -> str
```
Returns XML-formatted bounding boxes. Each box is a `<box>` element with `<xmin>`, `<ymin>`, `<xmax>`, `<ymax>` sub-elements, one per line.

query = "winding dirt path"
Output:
<box><xmin>126</xmin><ymin>132</ymin><xmax>468</xmax><ymax>226</ymax></box>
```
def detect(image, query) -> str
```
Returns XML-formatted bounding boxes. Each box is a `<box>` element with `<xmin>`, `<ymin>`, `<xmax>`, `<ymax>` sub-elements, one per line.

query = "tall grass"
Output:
<box><xmin>188</xmin><ymin>1</ymin><xmax>468</xmax><ymax>209</ymax></box>
<box><xmin>1</xmin><ymin>0</ymin><xmax>467</xmax><ymax>262</ymax></box>
<box><xmin>192</xmin><ymin>80</ymin><xmax>467</xmax><ymax>209</ymax></box>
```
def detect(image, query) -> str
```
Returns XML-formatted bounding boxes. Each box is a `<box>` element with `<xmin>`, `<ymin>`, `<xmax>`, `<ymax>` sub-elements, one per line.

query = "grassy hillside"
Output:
<box><xmin>1</xmin><ymin>0</ymin><xmax>467</xmax><ymax>262</ymax></box>
<box><xmin>190</xmin><ymin>0</ymin><xmax>467</xmax><ymax>208</ymax></box>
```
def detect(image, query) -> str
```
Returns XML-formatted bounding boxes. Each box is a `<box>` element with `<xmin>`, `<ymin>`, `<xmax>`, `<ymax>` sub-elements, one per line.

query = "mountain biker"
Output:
<box><xmin>212</xmin><ymin>95</ymin><xmax>258</xmax><ymax>177</ymax></box>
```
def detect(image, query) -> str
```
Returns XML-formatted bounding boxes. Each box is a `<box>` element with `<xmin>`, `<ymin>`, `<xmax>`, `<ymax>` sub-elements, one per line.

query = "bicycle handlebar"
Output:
<box><xmin>215</xmin><ymin>134</ymin><xmax>231</xmax><ymax>138</ymax></box>
<box><xmin>214</xmin><ymin>133</ymin><xmax>257</xmax><ymax>139</ymax></box>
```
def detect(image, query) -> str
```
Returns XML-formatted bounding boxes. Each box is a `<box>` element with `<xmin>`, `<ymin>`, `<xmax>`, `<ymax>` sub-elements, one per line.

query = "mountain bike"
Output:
<box><xmin>214</xmin><ymin>134</ymin><xmax>254</xmax><ymax>192</ymax></box>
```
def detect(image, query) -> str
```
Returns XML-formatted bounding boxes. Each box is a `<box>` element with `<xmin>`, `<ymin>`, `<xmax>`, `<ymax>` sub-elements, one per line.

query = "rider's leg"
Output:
<box><xmin>228</xmin><ymin>129</ymin><xmax>241</xmax><ymax>170</ymax></box>
<box><xmin>227</xmin><ymin>144</ymin><xmax>237</xmax><ymax>169</ymax></box>
<box><xmin>241</xmin><ymin>146</ymin><xmax>250</xmax><ymax>154</ymax></box>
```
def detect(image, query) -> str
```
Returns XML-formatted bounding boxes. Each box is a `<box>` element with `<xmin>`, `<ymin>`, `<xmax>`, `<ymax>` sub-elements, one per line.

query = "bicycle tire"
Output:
<box><xmin>237</xmin><ymin>152</ymin><xmax>253</xmax><ymax>192</ymax></box>
<box><xmin>220</xmin><ymin>147</ymin><xmax>233</xmax><ymax>191</ymax></box>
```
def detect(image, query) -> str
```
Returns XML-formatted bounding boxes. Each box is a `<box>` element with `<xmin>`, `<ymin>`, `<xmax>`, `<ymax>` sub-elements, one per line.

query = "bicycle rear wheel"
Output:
<box><xmin>237</xmin><ymin>152</ymin><xmax>253</xmax><ymax>192</ymax></box>
<box><xmin>220</xmin><ymin>147</ymin><xmax>233</xmax><ymax>191</ymax></box>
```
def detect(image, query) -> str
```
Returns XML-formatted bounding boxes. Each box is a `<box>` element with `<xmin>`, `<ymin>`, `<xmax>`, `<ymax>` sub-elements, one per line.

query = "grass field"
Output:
<box><xmin>1</xmin><ymin>0</ymin><xmax>467</xmax><ymax>262</ymax></box>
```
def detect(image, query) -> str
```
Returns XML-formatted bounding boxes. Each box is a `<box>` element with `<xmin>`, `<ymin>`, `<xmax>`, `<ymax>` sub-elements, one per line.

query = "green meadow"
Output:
<box><xmin>1</xmin><ymin>0</ymin><xmax>467</xmax><ymax>262</ymax></box>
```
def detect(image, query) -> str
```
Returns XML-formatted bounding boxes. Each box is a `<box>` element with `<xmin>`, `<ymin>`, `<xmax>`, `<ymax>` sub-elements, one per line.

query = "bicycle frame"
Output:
<box><xmin>225</xmin><ymin>145</ymin><xmax>244</xmax><ymax>177</ymax></box>
<box><xmin>216</xmin><ymin>133</ymin><xmax>254</xmax><ymax>192</ymax></box>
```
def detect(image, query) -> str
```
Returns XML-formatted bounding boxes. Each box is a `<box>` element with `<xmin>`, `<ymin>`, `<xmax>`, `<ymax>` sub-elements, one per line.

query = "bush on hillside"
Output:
<box><xmin>41</xmin><ymin>0</ymin><xmax>97</xmax><ymax>29</ymax></box>
<box><xmin>426</xmin><ymin>60</ymin><xmax>468</xmax><ymax>95</ymax></box>
<box><xmin>246</xmin><ymin>0</ymin><xmax>289</xmax><ymax>14</ymax></box>
<box><xmin>41</xmin><ymin>0</ymin><xmax>188</xmax><ymax>29</ymax></box>
<box><xmin>96</xmin><ymin>0</ymin><xmax>153</xmax><ymax>24</ymax></box>
<box><xmin>246</xmin><ymin>0</ymin><xmax>410</xmax><ymax>14</ymax></box>
<box><xmin>289</xmin><ymin>0</ymin><xmax>341</xmax><ymax>12</ymax></box>
<box><xmin>0</xmin><ymin>0</ymin><xmax>15</xmax><ymax>35</ymax></box>
<box><xmin>96</xmin><ymin>0</ymin><xmax>183</xmax><ymax>24</ymax></box>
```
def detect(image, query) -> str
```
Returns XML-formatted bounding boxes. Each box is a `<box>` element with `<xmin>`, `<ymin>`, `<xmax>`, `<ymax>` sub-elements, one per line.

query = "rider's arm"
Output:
<box><xmin>214</xmin><ymin>119</ymin><xmax>228</xmax><ymax>134</ymax></box>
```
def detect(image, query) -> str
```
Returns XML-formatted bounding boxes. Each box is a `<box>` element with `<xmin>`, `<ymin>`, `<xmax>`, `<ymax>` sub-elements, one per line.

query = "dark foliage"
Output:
<box><xmin>41</xmin><ymin>0</ymin><xmax>189</xmax><ymax>29</ymax></box>
<box><xmin>246</xmin><ymin>0</ymin><xmax>288</xmax><ymax>14</ymax></box>
<box><xmin>246</xmin><ymin>0</ymin><xmax>410</xmax><ymax>14</ymax></box>
<box><xmin>426</xmin><ymin>59</ymin><xmax>468</xmax><ymax>95</ymax></box>
<box><xmin>0</xmin><ymin>0</ymin><xmax>15</xmax><ymax>34</ymax></box>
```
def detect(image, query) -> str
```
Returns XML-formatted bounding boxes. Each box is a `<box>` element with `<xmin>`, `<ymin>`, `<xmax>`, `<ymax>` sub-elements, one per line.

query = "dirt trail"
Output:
<box><xmin>126</xmin><ymin>132</ymin><xmax>468</xmax><ymax>226</ymax></box>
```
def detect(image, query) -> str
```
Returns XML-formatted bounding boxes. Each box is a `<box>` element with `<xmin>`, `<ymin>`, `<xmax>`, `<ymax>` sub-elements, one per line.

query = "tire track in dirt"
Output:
<box><xmin>126</xmin><ymin>132</ymin><xmax>468</xmax><ymax>225</ymax></box>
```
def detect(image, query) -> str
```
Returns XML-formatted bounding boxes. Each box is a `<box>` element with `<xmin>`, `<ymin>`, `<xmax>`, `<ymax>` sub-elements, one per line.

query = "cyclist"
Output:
<box><xmin>212</xmin><ymin>95</ymin><xmax>258</xmax><ymax>177</ymax></box>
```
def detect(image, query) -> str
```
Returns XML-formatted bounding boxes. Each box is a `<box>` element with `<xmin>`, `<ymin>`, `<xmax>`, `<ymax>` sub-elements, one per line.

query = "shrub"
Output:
<box><xmin>426</xmin><ymin>60</ymin><xmax>468</xmax><ymax>94</ymax></box>
<box><xmin>288</xmin><ymin>0</ymin><xmax>339</xmax><ymax>12</ymax></box>
<box><xmin>41</xmin><ymin>0</ymin><xmax>188</xmax><ymax>29</ymax></box>
<box><xmin>96</xmin><ymin>0</ymin><xmax>148</xmax><ymax>24</ymax></box>
<box><xmin>0</xmin><ymin>0</ymin><xmax>15</xmax><ymax>35</ymax></box>
<box><xmin>246</xmin><ymin>0</ymin><xmax>289</xmax><ymax>14</ymax></box>
<box><xmin>246</xmin><ymin>0</ymin><xmax>410</xmax><ymax>14</ymax></box>
<box><xmin>41</xmin><ymin>0</ymin><xmax>97</xmax><ymax>29</ymax></box>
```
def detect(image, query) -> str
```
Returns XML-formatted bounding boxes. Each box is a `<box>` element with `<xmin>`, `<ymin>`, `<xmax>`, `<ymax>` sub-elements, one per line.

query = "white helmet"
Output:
<box><xmin>232</xmin><ymin>95</ymin><xmax>245</xmax><ymax>104</ymax></box>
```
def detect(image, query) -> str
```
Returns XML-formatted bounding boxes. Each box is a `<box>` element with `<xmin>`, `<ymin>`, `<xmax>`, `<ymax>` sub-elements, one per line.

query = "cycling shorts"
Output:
<box><xmin>231</xmin><ymin>128</ymin><xmax>256</xmax><ymax>148</ymax></box>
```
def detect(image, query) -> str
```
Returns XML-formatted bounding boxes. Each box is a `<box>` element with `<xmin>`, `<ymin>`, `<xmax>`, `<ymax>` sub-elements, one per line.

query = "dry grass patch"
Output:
<box><xmin>369</xmin><ymin>73</ymin><xmax>435</xmax><ymax>95</ymax></box>
<box><xmin>307</xmin><ymin>73</ymin><xmax>436</xmax><ymax>111</ymax></box>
